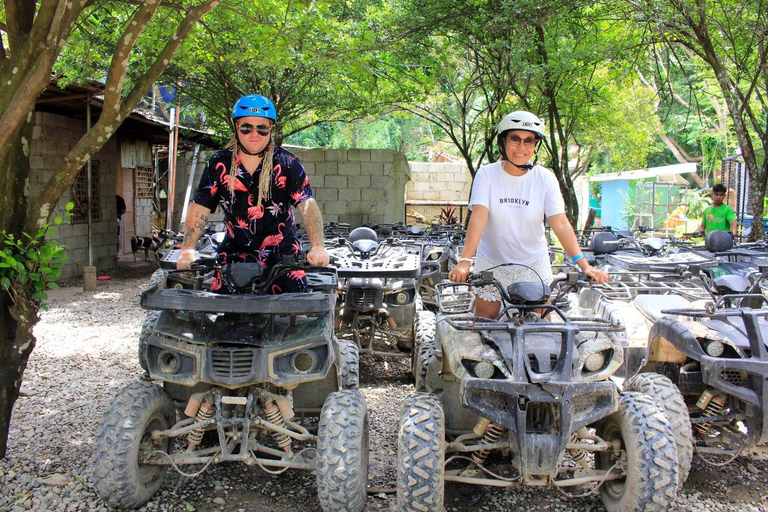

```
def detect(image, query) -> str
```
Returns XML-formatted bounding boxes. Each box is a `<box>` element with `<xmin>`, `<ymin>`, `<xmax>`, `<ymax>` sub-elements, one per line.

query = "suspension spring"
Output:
<box><xmin>694</xmin><ymin>391</ymin><xmax>728</xmax><ymax>436</ymax></box>
<box><xmin>263</xmin><ymin>400</ymin><xmax>292</xmax><ymax>454</ymax></box>
<box><xmin>187</xmin><ymin>401</ymin><xmax>215</xmax><ymax>451</ymax></box>
<box><xmin>569</xmin><ymin>432</ymin><xmax>589</xmax><ymax>468</ymax></box>
<box><xmin>471</xmin><ymin>422</ymin><xmax>505</xmax><ymax>467</ymax></box>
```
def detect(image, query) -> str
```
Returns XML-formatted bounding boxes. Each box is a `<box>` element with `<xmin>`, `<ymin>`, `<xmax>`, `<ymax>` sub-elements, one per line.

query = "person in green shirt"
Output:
<box><xmin>699</xmin><ymin>183</ymin><xmax>737</xmax><ymax>236</ymax></box>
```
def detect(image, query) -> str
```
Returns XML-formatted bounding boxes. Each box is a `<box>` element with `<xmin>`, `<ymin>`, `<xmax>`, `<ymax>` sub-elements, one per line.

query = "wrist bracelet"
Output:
<box><xmin>457</xmin><ymin>257</ymin><xmax>473</xmax><ymax>264</ymax></box>
<box><xmin>571</xmin><ymin>254</ymin><xmax>585</xmax><ymax>264</ymax></box>
<box><xmin>180</xmin><ymin>249</ymin><xmax>196</xmax><ymax>255</ymax></box>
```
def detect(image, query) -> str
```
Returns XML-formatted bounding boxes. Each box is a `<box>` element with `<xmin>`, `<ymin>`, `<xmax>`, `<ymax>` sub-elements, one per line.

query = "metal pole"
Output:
<box><xmin>166</xmin><ymin>107</ymin><xmax>176</xmax><ymax>230</ymax></box>
<box><xmin>180</xmin><ymin>144</ymin><xmax>201</xmax><ymax>227</ymax></box>
<box><xmin>86</xmin><ymin>95</ymin><xmax>93</xmax><ymax>266</ymax></box>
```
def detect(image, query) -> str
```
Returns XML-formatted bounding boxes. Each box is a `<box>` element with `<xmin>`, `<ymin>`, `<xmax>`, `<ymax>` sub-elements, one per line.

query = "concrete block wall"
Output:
<box><xmin>30</xmin><ymin>111</ymin><xmax>120</xmax><ymax>279</ymax></box>
<box><xmin>171</xmin><ymin>146</ymin><xmax>411</xmax><ymax>230</ymax></box>
<box><xmin>289</xmin><ymin>148</ymin><xmax>410</xmax><ymax>227</ymax></box>
<box><xmin>406</xmin><ymin>162</ymin><xmax>472</xmax><ymax>203</ymax></box>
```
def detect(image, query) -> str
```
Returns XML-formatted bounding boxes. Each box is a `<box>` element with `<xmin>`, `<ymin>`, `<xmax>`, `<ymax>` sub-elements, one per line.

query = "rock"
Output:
<box><xmin>212</xmin><ymin>497</ymin><xmax>225</xmax><ymax>505</ymax></box>
<box><xmin>748</xmin><ymin>463</ymin><xmax>759</xmax><ymax>474</ymax></box>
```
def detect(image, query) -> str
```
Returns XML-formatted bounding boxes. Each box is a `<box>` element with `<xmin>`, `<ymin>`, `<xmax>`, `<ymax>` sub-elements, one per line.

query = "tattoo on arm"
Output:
<box><xmin>182</xmin><ymin>207</ymin><xmax>209</xmax><ymax>250</ymax></box>
<box><xmin>299</xmin><ymin>199</ymin><xmax>325</xmax><ymax>248</ymax></box>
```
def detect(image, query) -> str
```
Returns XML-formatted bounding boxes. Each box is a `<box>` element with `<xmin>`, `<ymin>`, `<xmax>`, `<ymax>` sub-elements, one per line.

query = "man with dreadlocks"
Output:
<box><xmin>177</xmin><ymin>94</ymin><xmax>329</xmax><ymax>294</ymax></box>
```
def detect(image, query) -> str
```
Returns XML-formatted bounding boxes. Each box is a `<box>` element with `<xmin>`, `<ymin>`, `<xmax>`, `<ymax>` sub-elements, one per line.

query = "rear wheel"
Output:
<box><xmin>595</xmin><ymin>391</ymin><xmax>678</xmax><ymax>511</ymax></box>
<box><xmin>625</xmin><ymin>372</ymin><xmax>692</xmax><ymax>488</ymax></box>
<box><xmin>92</xmin><ymin>381</ymin><xmax>176</xmax><ymax>509</ymax></box>
<box><xmin>317</xmin><ymin>390</ymin><xmax>369</xmax><ymax>512</ymax></box>
<box><xmin>397</xmin><ymin>393</ymin><xmax>445</xmax><ymax>511</ymax></box>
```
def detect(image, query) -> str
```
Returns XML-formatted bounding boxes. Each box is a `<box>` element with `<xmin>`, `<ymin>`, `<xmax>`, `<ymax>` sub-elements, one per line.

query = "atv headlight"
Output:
<box><xmin>474</xmin><ymin>361</ymin><xmax>495</xmax><ymax>379</ymax></box>
<box><xmin>704</xmin><ymin>340</ymin><xmax>725</xmax><ymax>357</ymax></box>
<box><xmin>395</xmin><ymin>292</ymin><xmax>409</xmax><ymax>305</ymax></box>
<box><xmin>585</xmin><ymin>351</ymin><xmax>606</xmax><ymax>372</ymax></box>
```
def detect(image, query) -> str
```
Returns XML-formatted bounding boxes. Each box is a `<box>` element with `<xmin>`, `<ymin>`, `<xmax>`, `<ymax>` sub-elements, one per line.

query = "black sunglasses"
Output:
<box><xmin>238</xmin><ymin>123</ymin><xmax>272</xmax><ymax>136</ymax></box>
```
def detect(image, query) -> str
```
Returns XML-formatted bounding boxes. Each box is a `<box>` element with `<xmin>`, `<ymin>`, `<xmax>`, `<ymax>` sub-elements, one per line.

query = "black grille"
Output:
<box><xmin>349</xmin><ymin>289</ymin><xmax>376</xmax><ymax>308</ymax></box>
<box><xmin>211</xmin><ymin>348</ymin><xmax>254</xmax><ymax>379</ymax></box>
<box><xmin>720</xmin><ymin>369</ymin><xmax>748</xmax><ymax>388</ymax></box>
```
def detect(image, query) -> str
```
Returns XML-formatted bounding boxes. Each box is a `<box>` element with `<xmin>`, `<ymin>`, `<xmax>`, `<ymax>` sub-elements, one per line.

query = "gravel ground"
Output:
<box><xmin>1</xmin><ymin>262</ymin><xmax>767</xmax><ymax>512</ymax></box>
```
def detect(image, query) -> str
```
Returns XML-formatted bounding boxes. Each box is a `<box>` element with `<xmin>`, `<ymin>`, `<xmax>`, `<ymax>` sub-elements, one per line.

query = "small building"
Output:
<box><xmin>32</xmin><ymin>81</ymin><xmax>216</xmax><ymax>279</ymax></box>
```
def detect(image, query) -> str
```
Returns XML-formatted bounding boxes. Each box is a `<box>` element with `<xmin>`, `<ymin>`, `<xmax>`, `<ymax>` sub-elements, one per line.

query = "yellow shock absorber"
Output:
<box><xmin>187</xmin><ymin>401</ymin><xmax>215</xmax><ymax>451</ymax></box>
<box><xmin>263</xmin><ymin>400</ymin><xmax>293</xmax><ymax>454</ymax></box>
<box><xmin>471</xmin><ymin>421</ymin><xmax>505</xmax><ymax>467</ymax></box>
<box><xmin>694</xmin><ymin>390</ymin><xmax>728</xmax><ymax>436</ymax></box>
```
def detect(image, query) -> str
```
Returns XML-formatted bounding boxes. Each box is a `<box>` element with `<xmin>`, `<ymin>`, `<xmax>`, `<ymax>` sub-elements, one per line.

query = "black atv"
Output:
<box><xmin>399</xmin><ymin>267</ymin><xmax>680</xmax><ymax>511</ymax></box>
<box><xmin>92</xmin><ymin>257</ymin><xmax>368</xmax><ymax>511</ymax></box>
<box><xmin>624</xmin><ymin>257</ymin><xmax>768</xmax><ymax>486</ymax></box>
<box><xmin>328</xmin><ymin>226</ymin><xmax>436</xmax><ymax>362</ymax></box>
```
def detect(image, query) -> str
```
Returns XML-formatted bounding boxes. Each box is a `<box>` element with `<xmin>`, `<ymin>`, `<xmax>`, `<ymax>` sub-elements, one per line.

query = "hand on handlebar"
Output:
<box><xmin>448</xmin><ymin>260</ymin><xmax>471</xmax><ymax>283</ymax></box>
<box><xmin>584</xmin><ymin>265</ymin><xmax>610</xmax><ymax>284</ymax></box>
<box><xmin>307</xmin><ymin>245</ymin><xmax>330</xmax><ymax>267</ymax></box>
<box><xmin>177</xmin><ymin>250</ymin><xmax>196</xmax><ymax>270</ymax></box>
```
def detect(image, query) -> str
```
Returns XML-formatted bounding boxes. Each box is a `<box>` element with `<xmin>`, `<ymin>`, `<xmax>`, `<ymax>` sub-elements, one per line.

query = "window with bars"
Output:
<box><xmin>135</xmin><ymin>165</ymin><xmax>154</xmax><ymax>198</ymax></box>
<box><xmin>71</xmin><ymin>161</ymin><xmax>101</xmax><ymax>223</ymax></box>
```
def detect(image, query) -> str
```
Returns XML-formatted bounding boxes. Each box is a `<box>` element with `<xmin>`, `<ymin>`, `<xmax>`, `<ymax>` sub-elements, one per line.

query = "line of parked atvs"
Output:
<box><xmin>91</xmin><ymin>222</ymin><xmax>768</xmax><ymax>511</ymax></box>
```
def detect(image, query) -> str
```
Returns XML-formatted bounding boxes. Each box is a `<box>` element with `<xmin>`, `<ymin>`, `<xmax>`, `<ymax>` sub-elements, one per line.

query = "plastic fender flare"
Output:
<box><xmin>645</xmin><ymin>316</ymin><xmax>704</xmax><ymax>365</ymax></box>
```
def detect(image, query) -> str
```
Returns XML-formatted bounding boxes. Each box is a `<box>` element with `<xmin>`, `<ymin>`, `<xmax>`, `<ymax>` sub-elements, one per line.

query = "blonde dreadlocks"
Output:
<box><xmin>226</xmin><ymin>137</ymin><xmax>275</xmax><ymax>206</ymax></box>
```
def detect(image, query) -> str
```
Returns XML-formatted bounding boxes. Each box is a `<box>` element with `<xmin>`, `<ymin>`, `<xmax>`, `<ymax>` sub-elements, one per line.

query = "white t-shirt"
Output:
<box><xmin>469</xmin><ymin>161</ymin><xmax>565</xmax><ymax>265</ymax></box>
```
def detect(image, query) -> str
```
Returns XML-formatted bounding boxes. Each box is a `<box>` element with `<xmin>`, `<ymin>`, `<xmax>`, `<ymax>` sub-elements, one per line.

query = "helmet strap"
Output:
<box><xmin>237</xmin><ymin>141</ymin><xmax>270</xmax><ymax>157</ymax></box>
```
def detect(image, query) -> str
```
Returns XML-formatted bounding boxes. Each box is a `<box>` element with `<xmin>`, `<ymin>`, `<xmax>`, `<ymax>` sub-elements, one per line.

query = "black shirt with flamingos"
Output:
<box><xmin>192</xmin><ymin>146</ymin><xmax>313</xmax><ymax>294</ymax></box>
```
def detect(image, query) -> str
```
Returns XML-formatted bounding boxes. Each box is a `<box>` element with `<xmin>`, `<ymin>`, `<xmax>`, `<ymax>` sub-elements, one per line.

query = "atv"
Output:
<box><xmin>623</xmin><ymin>256</ymin><xmax>768</xmax><ymax>487</ymax></box>
<box><xmin>92</xmin><ymin>256</ymin><xmax>368</xmax><ymax>511</ymax></box>
<box><xmin>328</xmin><ymin>226</ymin><xmax>436</xmax><ymax>362</ymax></box>
<box><xmin>399</xmin><ymin>267</ymin><xmax>680</xmax><ymax>511</ymax></box>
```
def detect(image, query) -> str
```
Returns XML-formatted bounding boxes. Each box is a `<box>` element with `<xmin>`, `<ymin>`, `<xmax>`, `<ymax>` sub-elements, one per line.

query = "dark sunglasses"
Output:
<box><xmin>238</xmin><ymin>123</ymin><xmax>272</xmax><ymax>136</ymax></box>
<box><xmin>506</xmin><ymin>135</ymin><xmax>537</xmax><ymax>148</ymax></box>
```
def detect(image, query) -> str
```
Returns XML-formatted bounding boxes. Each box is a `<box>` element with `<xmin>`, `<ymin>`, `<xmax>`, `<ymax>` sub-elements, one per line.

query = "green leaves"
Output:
<box><xmin>0</xmin><ymin>203</ymin><xmax>72</xmax><ymax>307</ymax></box>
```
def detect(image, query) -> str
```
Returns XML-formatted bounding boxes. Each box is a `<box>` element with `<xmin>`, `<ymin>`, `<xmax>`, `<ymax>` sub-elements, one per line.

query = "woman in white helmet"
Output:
<box><xmin>448</xmin><ymin>111</ymin><xmax>609</xmax><ymax>319</ymax></box>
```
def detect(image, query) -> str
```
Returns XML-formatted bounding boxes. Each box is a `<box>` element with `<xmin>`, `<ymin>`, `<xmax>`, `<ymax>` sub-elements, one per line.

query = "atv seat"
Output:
<box><xmin>634</xmin><ymin>294</ymin><xmax>691</xmax><ymax>322</ymax></box>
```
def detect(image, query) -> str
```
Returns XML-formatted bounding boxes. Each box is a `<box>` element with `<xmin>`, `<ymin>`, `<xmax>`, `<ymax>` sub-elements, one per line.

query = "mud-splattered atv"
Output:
<box><xmin>624</xmin><ymin>261</ymin><xmax>768</xmax><ymax>485</ymax></box>
<box><xmin>399</xmin><ymin>268</ymin><xmax>679</xmax><ymax>511</ymax></box>
<box><xmin>92</xmin><ymin>257</ymin><xmax>368</xmax><ymax>511</ymax></box>
<box><xmin>328</xmin><ymin>227</ymin><xmax>436</xmax><ymax>361</ymax></box>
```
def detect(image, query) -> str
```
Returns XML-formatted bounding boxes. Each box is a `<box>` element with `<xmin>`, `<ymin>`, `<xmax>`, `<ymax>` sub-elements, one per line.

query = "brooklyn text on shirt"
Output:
<box><xmin>498</xmin><ymin>197</ymin><xmax>530</xmax><ymax>206</ymax></box>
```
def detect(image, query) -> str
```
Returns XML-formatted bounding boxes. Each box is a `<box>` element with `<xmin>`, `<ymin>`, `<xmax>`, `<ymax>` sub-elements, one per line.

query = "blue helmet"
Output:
<box><xmin>232</xmin><ymin>94</ymin><xmax>276</xmax><ymax>122</ymax></box>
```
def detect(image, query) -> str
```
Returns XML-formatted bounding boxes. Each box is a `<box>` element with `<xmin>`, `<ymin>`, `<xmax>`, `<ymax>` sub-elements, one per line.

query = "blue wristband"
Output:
<box><xmin>572</xmin><ymin>254</ymin><xmax>584</xmax><ymax>264</ymax></box>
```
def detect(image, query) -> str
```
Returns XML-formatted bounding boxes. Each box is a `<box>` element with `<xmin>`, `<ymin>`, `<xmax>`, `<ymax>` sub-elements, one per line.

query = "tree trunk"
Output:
<box><xmin>0</xmin><ymin>108</ymin><xmax>37</xmax><ymax>460</ymax></box>
<box><xmin>0</xmin><ymin>293</ymin><xmax>40</xmax><ymax>459</ymax></box>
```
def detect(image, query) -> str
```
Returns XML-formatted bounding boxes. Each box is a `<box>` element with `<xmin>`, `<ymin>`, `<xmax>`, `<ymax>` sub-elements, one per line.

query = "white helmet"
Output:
<box><xmin>497</xmin><ymin>111</ymin><xmax>545</xmax><ymax>139</ymax></box>
<box><xmin>496</xmin><ymin>111</ymin><xmax>545</xmax><ymax>165</ymax></box>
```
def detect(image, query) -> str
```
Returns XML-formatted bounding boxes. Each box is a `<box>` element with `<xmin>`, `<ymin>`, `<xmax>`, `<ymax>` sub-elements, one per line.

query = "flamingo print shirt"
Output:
<box><xmin>192</xmin><ymin>146</ymin><xmax>312</xmax><ymax>292</ymax></box>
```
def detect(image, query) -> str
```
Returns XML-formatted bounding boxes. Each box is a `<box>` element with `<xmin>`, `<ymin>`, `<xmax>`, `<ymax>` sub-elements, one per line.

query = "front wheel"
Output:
<box><xmin>624</xmin><ymin>372</ymin><xmax>692</xmax><ymax>488</ymax></box>
<box><xmin>138</xmin><ymin>310</ymin><xmax>161</xmax><ymax>372</ymax></box>
<box><xmin>336</xmin><ymin>337</ymin><xmax>360</xmax><ymax>390</ymax></box>
<box><xmin>595</xmin><ymin>391</ymin><xmax>678</xmax><ymax>512</ymax></box>
<box><xmin>397</xmin><ymin>393</ymin><xmax>445</xmax><ymax>511</ymax></box>
<box><xmin>92</xmin><ymin>380</ymin><xmax>176</xmax><ymax>509</ymax></box>
<box><xmin>317</xmin><ymin>390</ymin><xmax>369</xmax><ymax>512</ymax></box>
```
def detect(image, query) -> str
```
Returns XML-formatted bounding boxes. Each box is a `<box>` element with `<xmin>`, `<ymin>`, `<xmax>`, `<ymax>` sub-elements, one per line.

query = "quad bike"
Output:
<box><xmin>399</xmin><ymin>267</ymin><xmax>679</xmax><ymax>511</ymax></box>
<box><xmin>328</xmin><ymin>226</ymin><xmax>436</xmax><ymax>361</ymax></box>
<box><xmin>622</xmin><ymin>253</ymin><xmax>768</xmax><ymax>488</ymax></box>
<box><xmin>92</xmin><ymin>256</ymin><xmax>368</xmax><ymax>511</ymax></box>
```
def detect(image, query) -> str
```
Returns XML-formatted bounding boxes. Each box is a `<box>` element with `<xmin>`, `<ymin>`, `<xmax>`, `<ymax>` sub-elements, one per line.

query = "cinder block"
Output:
<box><xmin>313</xmin><ymin>188</ymin><xmax>337</xmax><ymax>203</ymax></box>
<box><xmin>316</xmin><ymin>162</ymin><xmax>339</xmax><ymax>176</ymax></box>
<box><xmin>361</xmin><ymin>162</ymin><xmax>384</xmax><ymax>175</ymax></box>
<box><xmin>325</xmin><ymin>149</ymin><xmax>348</xmax><ymax>162</ymax></box>
<box><xmin>325</xmin><ymin>201</ymin><xmax>349</xmax><ymax>215</ymax></box>
<box><xmin>348</xmin><ymin>175</ymin><xmax>371</xmax><ymax>189</ymax></box>
<box><xmin>371</xmin><ymin>149</ymin><xmax>394</xmax><ymax>162</ymax></box>
<box><xmin>325</xmin><ymin>176</ymin><xmax>347</xmax><ymax>189</ymax></box>
<box><xmin>309</xmin><ymin>175</ymin><xmax>324</xmax><ymax>188</ymax></box>
<box><xmin>347</xmin><ymin>149</ymin><xmax>371</xmax><ymax>162</ymax></box>
<box><xmin>338</xmin><ymin>162</ymin><xmax>361</xmax><ymax>176</ymax></box>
